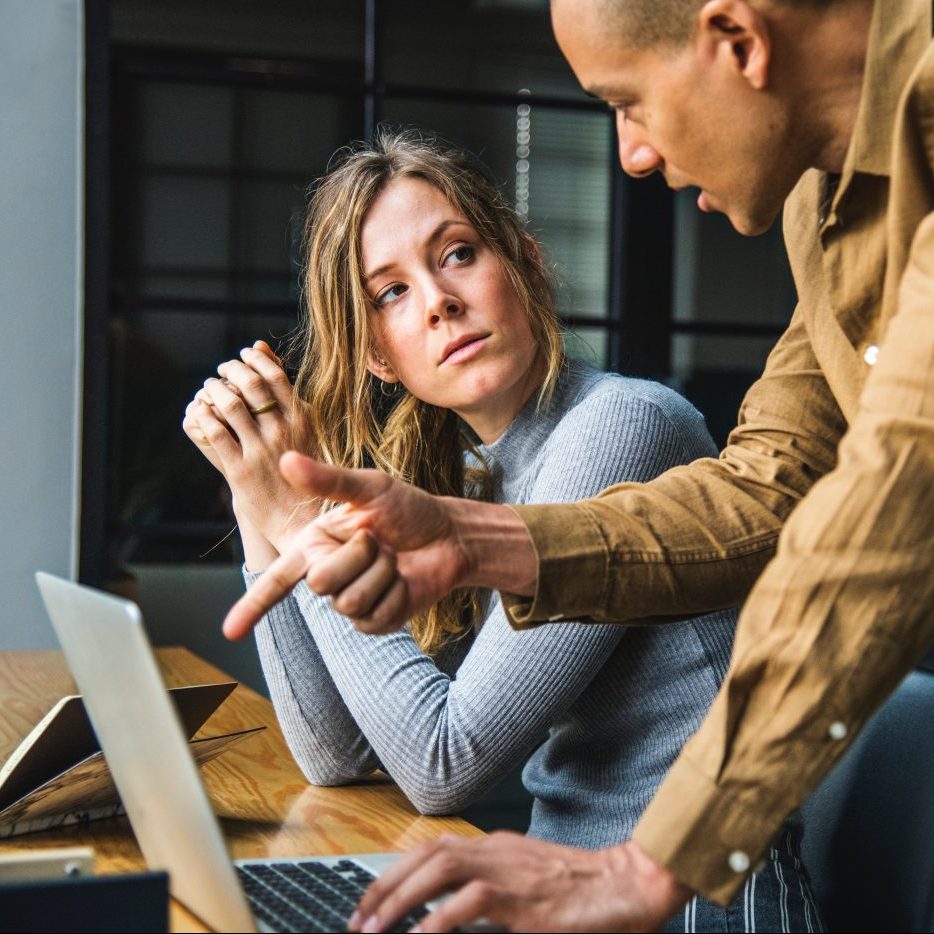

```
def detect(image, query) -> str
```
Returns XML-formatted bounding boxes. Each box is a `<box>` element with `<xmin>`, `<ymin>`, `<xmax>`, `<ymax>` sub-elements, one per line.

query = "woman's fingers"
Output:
<box><xmin>189</xmin><ymin>398</ymin><xmax>241</xmax><ymax>463</ymax></box>
<box><xmin>238</xmin><ymin>345</ymin><xmax>294</xmax><ymax>409</ymax></box>
<box><xmin>214</xmin><ymin>342</ymin><xmax>292</xmax><ymax>418</ymax></box>
<box><xmin>182</xmin><ymin>404</ymin><xmax>211</xmax><ymax>445</ymax></box>
<box><xmin>201</xmin><ymin>376</ymin><xmax>260</xmax><ymax>440</ymax></box>
<box><xmin>216</xmin><ymin>358</ymin><xmax>280</xmax><ymax>415</ymax></box>
<box><xmin>251</xmin><ymin>338</ymin><xmax>280</xmax><ymax>364</ymax></box>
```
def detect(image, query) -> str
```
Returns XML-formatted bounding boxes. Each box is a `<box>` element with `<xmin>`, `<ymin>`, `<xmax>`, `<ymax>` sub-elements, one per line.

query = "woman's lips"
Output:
<box><xmin>442</xmin><ymin>335</ymin><xmax>489</xmax><ymax>365</ymax></box>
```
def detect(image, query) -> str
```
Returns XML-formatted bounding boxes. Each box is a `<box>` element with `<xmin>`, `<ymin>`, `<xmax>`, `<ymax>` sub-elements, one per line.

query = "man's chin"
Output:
<box><xmin>726</xmin><ymin>205</ymin><xmax>782</xmax><ymax>237</ymax></box>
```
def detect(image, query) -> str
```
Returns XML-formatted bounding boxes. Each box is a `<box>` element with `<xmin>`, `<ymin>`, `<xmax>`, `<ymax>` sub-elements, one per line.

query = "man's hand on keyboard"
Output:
<box><xmin>347</xmin><ymin>832</ymin><xmax>692</xmax><ymax>933</ymax></box>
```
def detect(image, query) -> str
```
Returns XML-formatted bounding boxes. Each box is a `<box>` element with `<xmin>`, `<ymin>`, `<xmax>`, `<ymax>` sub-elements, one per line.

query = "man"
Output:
<box><xmin>225</xmin><ymin>0</ymin><xmax>934</xmax><ymax>930</ymax></box>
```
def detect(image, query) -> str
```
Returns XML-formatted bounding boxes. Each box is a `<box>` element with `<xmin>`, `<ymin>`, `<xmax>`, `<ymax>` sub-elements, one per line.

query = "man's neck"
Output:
<box><xmin>771</xmin><ymin>0</ymin><xmax>875</xmax><ymax>174</ymax></box>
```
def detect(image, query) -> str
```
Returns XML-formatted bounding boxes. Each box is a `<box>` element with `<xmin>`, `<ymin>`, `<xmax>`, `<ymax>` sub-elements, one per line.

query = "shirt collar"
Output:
<box><xmin>843</xmin><ymin>0</ymin><xmax>930</xmax><ymax>179</ymax></box>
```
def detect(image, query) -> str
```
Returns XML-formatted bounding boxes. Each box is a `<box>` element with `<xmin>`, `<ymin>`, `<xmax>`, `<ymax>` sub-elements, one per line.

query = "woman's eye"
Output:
<box><xmin>444</xmin><ymin>244</ymin><xmax>474</xmax><ymax>266</ymax></box>
<box><xmin>374</xmin><ymin>283</ymin><xmax>407</xmax><ymax>306</ymax></box>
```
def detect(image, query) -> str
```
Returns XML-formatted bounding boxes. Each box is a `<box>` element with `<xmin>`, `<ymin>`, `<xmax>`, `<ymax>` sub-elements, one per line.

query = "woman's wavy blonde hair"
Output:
<box><xmin>289</xmin><ymin>128</ymin><xmax>565</xmax><ymax>655</ymax></box>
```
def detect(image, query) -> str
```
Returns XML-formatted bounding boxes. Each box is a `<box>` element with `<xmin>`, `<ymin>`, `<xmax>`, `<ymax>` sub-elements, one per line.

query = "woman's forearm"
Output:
<box><xmin>234</xmin><ymin>501</ymin><xmax>279</xmax><ymax>571</ymax></box>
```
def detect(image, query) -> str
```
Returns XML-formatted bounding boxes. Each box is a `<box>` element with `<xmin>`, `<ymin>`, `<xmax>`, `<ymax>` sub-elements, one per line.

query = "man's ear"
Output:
<box><xmin>696</xmin><ymin>0</ymin><xmax>771</xmax><ymax>91</ymax></box>
<box><xmin>366</xmin><ymin>350</ymin><xmax>400</xmax><ymax>384</ymax></box>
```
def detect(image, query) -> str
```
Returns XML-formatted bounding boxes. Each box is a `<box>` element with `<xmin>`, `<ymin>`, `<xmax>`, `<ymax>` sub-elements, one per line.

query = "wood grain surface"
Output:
<box><xmin>0</xmin><ymin>647</ymin><xmax>483</xmax><ymax>932</ymax></box>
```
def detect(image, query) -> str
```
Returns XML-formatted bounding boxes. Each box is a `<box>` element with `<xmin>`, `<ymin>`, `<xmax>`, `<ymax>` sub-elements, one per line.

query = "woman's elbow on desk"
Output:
<box><xmin>392</xmin><ymin>774</ymin><xmax>487</xmax><ymax>817</ymax></box>
<box><xmin>283</xmin><ymin>738</ymin><xmax>379</xmax><ymax>787</ymax></box>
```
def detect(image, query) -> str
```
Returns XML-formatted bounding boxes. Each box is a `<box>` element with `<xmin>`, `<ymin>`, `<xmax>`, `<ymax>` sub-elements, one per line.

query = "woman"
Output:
<box><xmin>183</xmin><ymin>130</ymin><xmax>821</xmax><ymax>933</ymax></box>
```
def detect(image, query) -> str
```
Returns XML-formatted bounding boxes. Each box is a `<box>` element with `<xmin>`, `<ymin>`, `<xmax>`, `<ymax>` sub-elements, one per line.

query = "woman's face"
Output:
<box><xmin>360</xmin><ymin>175</ymin><xmax>542</xmax><ymax>443</ymax></box>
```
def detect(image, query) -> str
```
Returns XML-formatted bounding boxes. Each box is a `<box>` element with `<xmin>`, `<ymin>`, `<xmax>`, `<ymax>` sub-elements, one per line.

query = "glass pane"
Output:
<box><xmin>111</xmin><ymin>0</ymin><xmax>364</xmax><ymax>65</ymax></box>
<box><xmin>111</xmin><ymin>307</ymin><xmax>298</xmax><ymax>564</ymax></box>
<box><xmin>236</xmin><ymin>275</ymin><xmax>299</xmax><ymax>305</ymax></box>
<box><xmin>139</xmin><ymin>177</ymin><xmax>230</xmax><ymax>270</ymax></box>
<box><xmin>525</xmin><ymin>109</ymin><xmax>612</xmax><ymax>320</ymax></box>
<box><xmin>382</xmin><ymin>0</ymin><xmax>584</xmax><ymax>100</ymax></box>
<box><xmin>381</xmin><ymin>98</ymin><xmax>518</xmax><ymax>184</ymax></box>
<box><xmin>138</xmin><ymin>274</ymin><xmax>231</xmax><ymax>301</ymax></box>
<box><xmin>671</xmin><ymin>333</ymin><xmax>779</xmax><ymax>448</ymax></box>
<box><xmin>564</xmin><ymin>326</ymin><xmax>609</xmax><ymax>370</ymax></box>
<box><xmin>672</xmin><ymin>190</ymin><xmax>795</xmax><ymax>328</ymax></box>
<box><xmin>236</xmin><ymin>178</ymin><xmax>306</xmax><ymax>273</ymax></box>
<box><xmin>240</xmin><ymin>90</ymin><xmax>358</xmax><ymax>175</ymax></box>
<box><xmin>138</xmin><ymin>82</ymin><xmax>233</xmax><ymax>168</ymax></box>
<box><xmin>230</xmin><ymin>314</ymin><xmax>301</xmax><ymax>360</ymax></box>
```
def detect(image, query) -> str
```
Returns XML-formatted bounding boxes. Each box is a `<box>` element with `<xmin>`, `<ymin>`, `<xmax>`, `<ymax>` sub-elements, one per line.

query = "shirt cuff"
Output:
<box><xmin>500</xmin><ymin>502</ymin><xmax>610</xmax><ymax>629</ymax></box>
<box><xmin>632</xmin><ymin>751</ymin><xmax>789</xmax><ymax>906</ymax></box>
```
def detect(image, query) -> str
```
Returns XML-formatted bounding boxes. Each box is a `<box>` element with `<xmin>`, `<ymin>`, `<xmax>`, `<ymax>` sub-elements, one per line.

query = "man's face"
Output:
<box><xmin>552</xmin><ymin>0</ymin><xmax>800</xmax><ymax>236</ymax></box>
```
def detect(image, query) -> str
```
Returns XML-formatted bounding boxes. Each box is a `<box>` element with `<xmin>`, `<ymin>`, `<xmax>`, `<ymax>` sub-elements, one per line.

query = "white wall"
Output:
<box><xmin>0</xmin><ymin>0</ymin><xmax>83</xmax><ymax>648</ymax></box>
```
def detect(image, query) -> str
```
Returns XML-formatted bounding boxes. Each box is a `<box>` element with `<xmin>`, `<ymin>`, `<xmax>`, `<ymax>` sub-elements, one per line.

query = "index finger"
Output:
<box><xmin>222</xmin><ymin>544</ymin><xmax>312</xmax><ymax>640</ymax></box>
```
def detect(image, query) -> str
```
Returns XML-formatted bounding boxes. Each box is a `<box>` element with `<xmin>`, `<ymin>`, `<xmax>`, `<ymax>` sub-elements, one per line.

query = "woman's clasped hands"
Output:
<box><xmin>181</xmin><ymin>339</ymin><xmax>317</xmax><ymax>560</ymax></box>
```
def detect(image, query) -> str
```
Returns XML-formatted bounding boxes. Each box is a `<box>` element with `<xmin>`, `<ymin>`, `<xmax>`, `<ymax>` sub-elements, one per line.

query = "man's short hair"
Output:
<box><xmin>601</xmin><ymin>0</ymin><xmax>840</xmax><ymax>49</ymax></box>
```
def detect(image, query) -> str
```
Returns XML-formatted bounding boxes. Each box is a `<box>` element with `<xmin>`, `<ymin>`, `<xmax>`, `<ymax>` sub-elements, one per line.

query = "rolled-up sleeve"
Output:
<box><xmin>633</xmin><ymin>211</ymin><xmax>934</xmax><ymax>904</ymax></box>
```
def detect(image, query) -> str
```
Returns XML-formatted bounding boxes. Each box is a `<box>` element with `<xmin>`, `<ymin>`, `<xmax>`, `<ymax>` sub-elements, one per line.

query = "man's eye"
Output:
<box><xmin>444</xmin><ymin>245</ymin><xmax>474</xmax><ymax>266</ymax></box>
<box><xmin>375</xmin><ymin>283</ymin><xmax>407</xmax><ymax>306</ymax></box>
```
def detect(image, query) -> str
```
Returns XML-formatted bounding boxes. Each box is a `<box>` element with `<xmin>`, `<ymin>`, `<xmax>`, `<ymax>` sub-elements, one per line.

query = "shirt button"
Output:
<box><xmin>828</xmin><ymin>721</ymin><xmax>848</xmax><ymax>740</ymax></box>
<box><xmin>863</xmin><ymin>344</ymin><xmax>879</xmax><ymax>366</ymax></box>
<box><xmin>728</xmin><ymin>850</ymin><xmax>751</xmax><ymax>873</ymax></box>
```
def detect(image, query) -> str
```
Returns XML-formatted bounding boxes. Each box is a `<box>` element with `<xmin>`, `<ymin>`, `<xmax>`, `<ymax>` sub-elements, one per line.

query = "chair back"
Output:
<box><xmin>801</xmin><ymin>669</ymin><xmax>934</xmax><ymax>933</ymax></box>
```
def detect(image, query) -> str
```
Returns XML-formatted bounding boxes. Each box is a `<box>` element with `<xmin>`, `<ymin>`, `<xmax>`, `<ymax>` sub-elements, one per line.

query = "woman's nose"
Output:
<box><xmin>425</xmin><ymin>285</ymin><xmax>463</xmax><ymax>325</ymax></box>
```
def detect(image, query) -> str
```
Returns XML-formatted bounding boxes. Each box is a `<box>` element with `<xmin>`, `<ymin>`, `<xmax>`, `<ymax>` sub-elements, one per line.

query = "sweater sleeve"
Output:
<box><xmin>278</xmin><ymin>388</ymin><xmax>722</xmax><ymax>814</ymax></box>
<box><xmin>248</xmin><ymin>581</ymin><xmax>381</xmax><ymax>784</ymax></box>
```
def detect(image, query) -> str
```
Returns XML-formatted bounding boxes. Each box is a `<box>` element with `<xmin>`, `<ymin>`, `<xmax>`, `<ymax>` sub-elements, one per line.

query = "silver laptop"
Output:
<box><xmin>35</xmin><ymin>571</ymin><xmax>426</xmax><ymax>933</ymax></box>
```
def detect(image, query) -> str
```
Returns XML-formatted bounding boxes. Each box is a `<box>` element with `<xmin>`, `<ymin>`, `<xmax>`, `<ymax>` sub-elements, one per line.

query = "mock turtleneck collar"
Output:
<box><xmin>474</xmin><ymin>358</ymin><xmax>601</xmax><ymax>489</ymax></box>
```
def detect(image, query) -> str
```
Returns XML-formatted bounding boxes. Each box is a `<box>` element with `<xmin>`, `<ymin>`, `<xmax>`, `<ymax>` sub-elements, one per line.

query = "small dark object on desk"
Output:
<box><xmin>0</xmin><ymin>870</ymin><xmax>169</xmax><ymax>934</ymax></box>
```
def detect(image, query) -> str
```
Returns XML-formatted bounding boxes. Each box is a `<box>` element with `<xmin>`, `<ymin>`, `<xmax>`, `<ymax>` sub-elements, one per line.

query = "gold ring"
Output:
<box><xmin>249</xmin><ymin>400</ymin><xmax>279</xmax><ymax>416</ymax></box>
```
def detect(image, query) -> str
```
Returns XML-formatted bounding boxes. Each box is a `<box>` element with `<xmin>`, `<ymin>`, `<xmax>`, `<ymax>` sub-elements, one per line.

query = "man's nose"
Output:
<box><xmin>616</xmin><ymin>119</ymin><xmax>662</xmax><ymax>178</ymax></box>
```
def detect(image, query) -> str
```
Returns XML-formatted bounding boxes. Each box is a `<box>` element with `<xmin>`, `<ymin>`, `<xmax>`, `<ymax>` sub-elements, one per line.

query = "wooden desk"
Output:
<box><xmin>0</xmin><ymin>647</ymin><xmax>483</xmax><ymax>931</ymax></box>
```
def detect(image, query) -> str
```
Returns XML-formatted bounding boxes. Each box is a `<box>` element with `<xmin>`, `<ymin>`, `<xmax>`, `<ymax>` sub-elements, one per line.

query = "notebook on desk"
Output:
<box><xmin>0</xmin><ymin>681</ymin><xmax>262</xmax><ymax>838</ymax></box>
<box><xmin>34</xmin><ymin>571</ymin><xmax>430</xmax><ymax>934</ymax></box>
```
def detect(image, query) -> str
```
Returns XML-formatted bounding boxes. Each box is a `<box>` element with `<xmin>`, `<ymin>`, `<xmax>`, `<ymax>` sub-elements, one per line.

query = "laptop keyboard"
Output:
<box><xmin>236</xmin><ymin>859</ymin><xmax>430</xmax><ymax>933</ymax></box>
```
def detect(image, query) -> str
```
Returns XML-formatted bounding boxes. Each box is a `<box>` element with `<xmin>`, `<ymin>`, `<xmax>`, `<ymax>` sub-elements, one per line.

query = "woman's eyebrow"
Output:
<box><xmin>363</xmin><ymin>219</ymin><xmax>470</xmax><ymax>282</ymax></box>
<box><xmin>427</xmin><ymin>218</ymin><xmax>471</xmax><ymax>243</ymax></box>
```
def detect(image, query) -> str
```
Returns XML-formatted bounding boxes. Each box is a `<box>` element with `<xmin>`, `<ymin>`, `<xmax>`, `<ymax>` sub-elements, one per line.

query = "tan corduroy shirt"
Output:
<box><xmin>504</xmin><ymin>0</ymin><xmax>934</xmax><ymax>905</ymax></box>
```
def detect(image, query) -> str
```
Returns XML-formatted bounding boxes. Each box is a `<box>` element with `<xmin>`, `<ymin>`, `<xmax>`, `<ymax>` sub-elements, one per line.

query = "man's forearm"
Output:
<box><xmin>444</xmin><ymin>497</ymin><xmax>539</xmax><ymax>596</ymax></box>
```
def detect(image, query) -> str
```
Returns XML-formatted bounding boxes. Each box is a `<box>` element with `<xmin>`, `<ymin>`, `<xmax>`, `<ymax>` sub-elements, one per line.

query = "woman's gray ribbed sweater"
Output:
<box><xmin>247</xmin><ymin>360</ymin><xmax>737</xmax><ymax>848</ymax></box>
